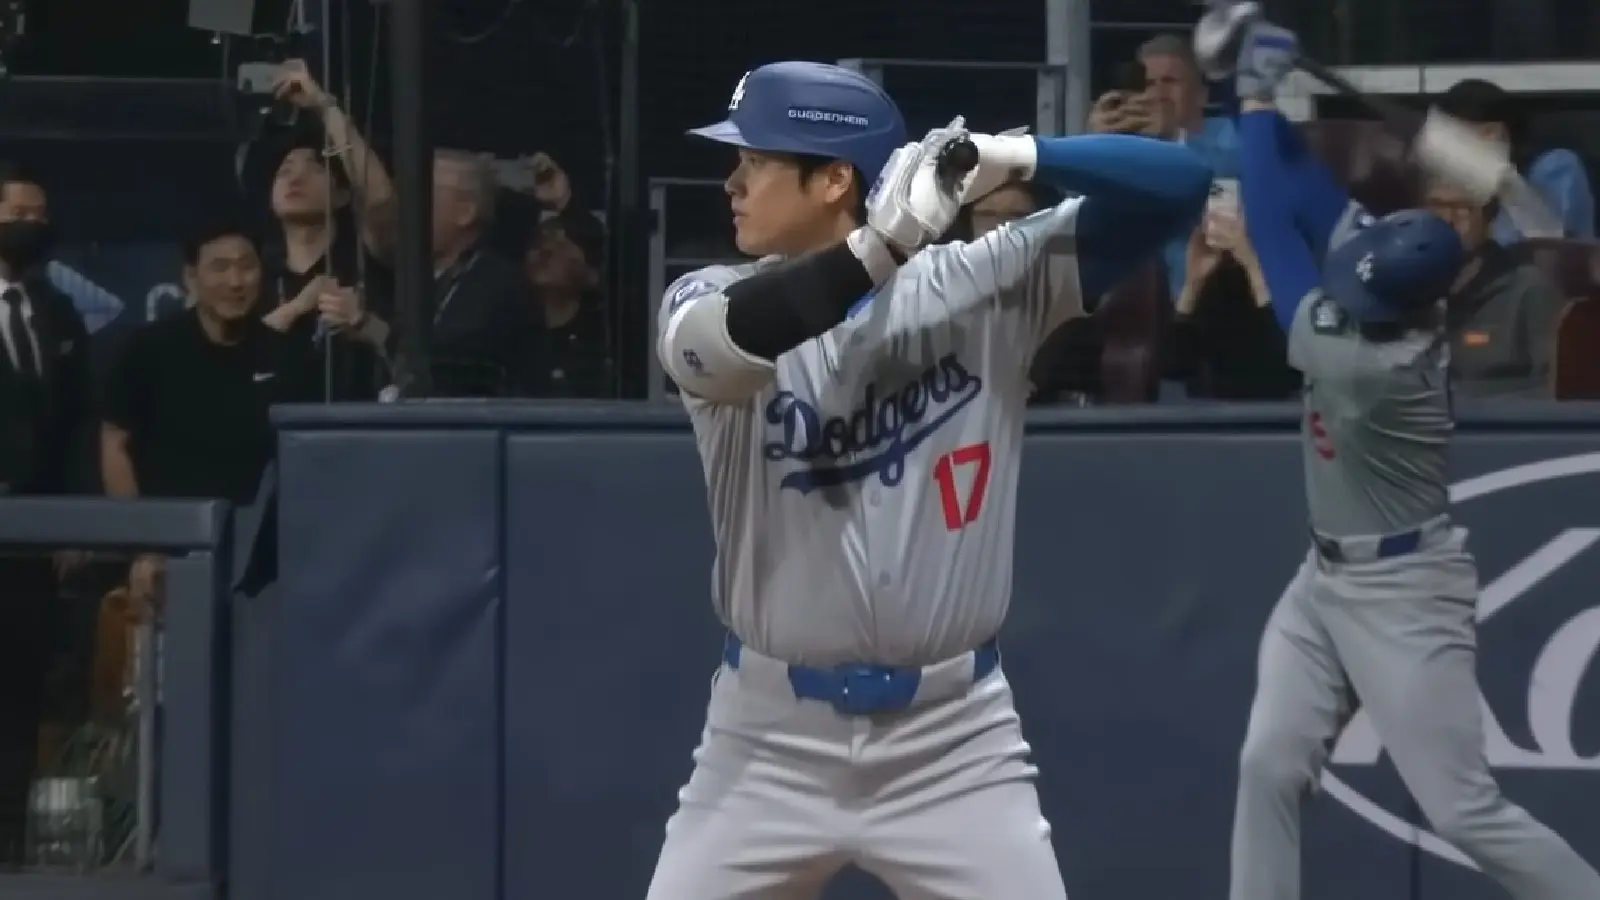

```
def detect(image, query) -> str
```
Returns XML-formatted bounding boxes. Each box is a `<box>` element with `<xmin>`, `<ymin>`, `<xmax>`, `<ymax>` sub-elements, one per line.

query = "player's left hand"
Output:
<box><xmin>866</xmin><ymin>118</ymin><xmax>973</xmax><ymax>253</ymax></box>
<box><xmin>960</xmin><ymin>126</ymin><xmax>1038</xmax><ymax>205</ymax></box>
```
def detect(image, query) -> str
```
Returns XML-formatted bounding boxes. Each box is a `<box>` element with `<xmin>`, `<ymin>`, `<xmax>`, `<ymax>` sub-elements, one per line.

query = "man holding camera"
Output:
<box><xmin>1088</xmin><ymin>36</ymin><xmax>1242</xmax><ymax>304</ymax></box>
<box><xmin>256</xmin><ymin>60</ymin><xmax>397</xmax><ymax>401</ymax></box>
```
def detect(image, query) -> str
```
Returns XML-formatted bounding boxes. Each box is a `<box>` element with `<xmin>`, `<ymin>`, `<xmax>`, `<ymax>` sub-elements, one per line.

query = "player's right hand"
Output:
<box><xmin>865</xmin><ymin>117</ymin><xmax>971</xmax><ymax>255</ymax></box>
<box><xmin>961</xmin><ymin>126</ymin><xmax>1039</xmax><ymax>205</ymax></box>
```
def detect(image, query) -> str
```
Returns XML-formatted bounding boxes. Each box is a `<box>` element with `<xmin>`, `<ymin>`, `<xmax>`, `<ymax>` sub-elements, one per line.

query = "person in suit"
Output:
<box><xmin>0</xmin><ymin>161</ymin><xmax>91</xmax><ymax>865</ymax></box>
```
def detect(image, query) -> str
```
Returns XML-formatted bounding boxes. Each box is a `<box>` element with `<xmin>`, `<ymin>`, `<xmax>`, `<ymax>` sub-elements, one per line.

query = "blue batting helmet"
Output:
<box><xmin>1321</xmin><ymin>209</ymin><xmax>1465</xmax><ymax>323</ymax></box>
<box><xmin>688</xmin><ymin>61</ymin><xmax>908</xmax><ymax>183</ymax></box>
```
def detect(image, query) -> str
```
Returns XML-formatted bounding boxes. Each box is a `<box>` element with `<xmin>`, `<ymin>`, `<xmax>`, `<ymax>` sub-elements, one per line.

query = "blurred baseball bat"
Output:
<box><xmin>1195</xmin><ymin>1</ymin><xmax>1419</xmax><ymax>130</ymax></box>
<box><xmin>1195</xmin><ymin>0</ymin><xmax>1563</xmax><ymax>237</ymax></box>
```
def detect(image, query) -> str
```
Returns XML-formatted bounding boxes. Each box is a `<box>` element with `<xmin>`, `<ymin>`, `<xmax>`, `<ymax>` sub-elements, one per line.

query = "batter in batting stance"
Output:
<box><xmin>652</xmin><ymin>61</ymin><xmax>1210</xmax><ymax>898</ymax></box>
<box><xmin>1223</xmin><ymin>19</ymin><xmax>1600</xmax><ymax>900</ymax></box>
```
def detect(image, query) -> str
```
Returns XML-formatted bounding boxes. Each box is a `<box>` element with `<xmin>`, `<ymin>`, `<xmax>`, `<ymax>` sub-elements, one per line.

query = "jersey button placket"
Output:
<box><xmin>858</xmin><ymin>458</ymin><xmax>886</xmax><ymax>644</ymax></box>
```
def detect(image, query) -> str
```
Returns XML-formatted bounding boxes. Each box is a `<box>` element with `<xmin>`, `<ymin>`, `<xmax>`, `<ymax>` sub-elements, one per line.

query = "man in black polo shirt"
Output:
<box><xmin>100</xmin><ymin>221</ymin><xmax>317</xmax><ymax>606</ymax></box>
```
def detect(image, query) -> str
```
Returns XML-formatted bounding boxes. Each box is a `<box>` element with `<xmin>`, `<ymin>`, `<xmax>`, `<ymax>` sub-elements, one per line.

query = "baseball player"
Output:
<box><xmin>651</xmin><ymin>60</ymin><xmax>1211</xmax><ymax>898</ymax></box>
<box><xmin>1223</xmin><ymin>19</ymin><xmax>1600</xmax><ymax>900</ymax></box>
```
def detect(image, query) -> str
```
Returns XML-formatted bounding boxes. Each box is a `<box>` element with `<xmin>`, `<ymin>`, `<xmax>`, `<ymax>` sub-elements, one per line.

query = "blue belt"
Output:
<box><xmin>721</xmin><ymin>634</ymin><xmax>1001</xmax><ymax>716</ymax></box>
<box><xmin>1312</xmin><ymin>527</ymin><xmax>1421</xmax><ymax>564</ymax></box>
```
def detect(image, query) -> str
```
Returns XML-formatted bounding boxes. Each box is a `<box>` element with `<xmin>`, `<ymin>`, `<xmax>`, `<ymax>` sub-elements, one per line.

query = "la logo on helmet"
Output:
<box><xmin>1356</xmin><ymin>251</ymin><xmax>1374</xmax><ymax>282</ymax></box>
<box><xmin>729</xmin><ymin>73</ymin><xmax>749</xmax><ymax>112</ymax></box>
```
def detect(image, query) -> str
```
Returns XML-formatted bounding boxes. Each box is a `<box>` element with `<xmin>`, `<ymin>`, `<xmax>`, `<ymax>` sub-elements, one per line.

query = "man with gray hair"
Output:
<box><xmin>395</xmin><ymin>149</ymin><xmax>539</xmax><ymax>396</ymax></box>
<box><xmin>1089</xmin><ymin>33</ymin><xmax>1242</xmax><ymax>305</ymax></box>
<box><xmin>1138</xmin><ymin>34</ymin><xmax>1213</xmax><ymax>142</ymax></box>
<box><xmin>432</xmin><ymin>149</ymin><xmax>498</xmax><ymax>267</ymax></box>
<box><xmin>312</xmin><ymin>147</ymin><xmax>537</xmax><ymax>397</ymax></box>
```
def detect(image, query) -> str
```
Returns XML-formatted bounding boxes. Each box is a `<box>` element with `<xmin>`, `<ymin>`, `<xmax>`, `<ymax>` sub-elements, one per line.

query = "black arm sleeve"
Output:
<box><xmin>722</xmin><ymin>240</ymin><xmax>879</xmax><ymax>361</ymax></box>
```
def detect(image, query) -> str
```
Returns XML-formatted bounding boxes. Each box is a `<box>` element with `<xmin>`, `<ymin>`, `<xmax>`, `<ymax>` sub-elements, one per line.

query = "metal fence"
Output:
<box><xmin>0</xmin><ymin>498</ymin><xmax>233</xmax><ymax>896</ymax></box>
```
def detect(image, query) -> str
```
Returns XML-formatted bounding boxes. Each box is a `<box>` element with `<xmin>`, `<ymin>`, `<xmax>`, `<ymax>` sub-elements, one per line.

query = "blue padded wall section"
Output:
<box><xmin>271</xmin><ymin>428</ymin><xmax>502</xmax><ymax>900</ymax></box>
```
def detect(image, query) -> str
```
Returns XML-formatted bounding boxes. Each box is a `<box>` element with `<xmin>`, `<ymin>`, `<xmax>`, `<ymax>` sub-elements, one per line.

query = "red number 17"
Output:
<box><xmin>932</xmin><ymin>441</ymin><xmax>992</xmax><ymax>532</ymax></box>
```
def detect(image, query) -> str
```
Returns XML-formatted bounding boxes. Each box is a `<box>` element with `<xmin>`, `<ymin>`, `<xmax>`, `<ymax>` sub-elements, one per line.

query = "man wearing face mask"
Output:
<box><xmin>0</xmin><ymin>161</ymin><xmax>92</xmax><ymax>864</ymax></box>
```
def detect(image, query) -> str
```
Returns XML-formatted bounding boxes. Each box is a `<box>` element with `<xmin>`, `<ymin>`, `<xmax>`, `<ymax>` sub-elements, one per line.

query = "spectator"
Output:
<box><xmin>525</xmin><ymin>218</ymin><xmax>612</xmax><ymax>398</ymax></box>
<box><xmin>967</xmin><ymin>180</ymin><xmax>1051</xmax><ymax>238</ymax></box>
<box><xmin>1164</xmin><ymin>207</ymin><xmax>1299</xmax><ymax>400</ymax></box>
<box><xmin>1085</xmin><ymin>89</ymin><xmax>1162</xmax><ymax>139</ymax></box>
<box><xmin>424</xmin><ymin>149</ymin><xmax>542</xmax><ymax>398</ymax></box>
<box><xmin>257</xmin><ymin>60</ymin><xmax>397</xmax><ymax>401</ymax></box>
<box><xmin>1423</xmin><ymin>175</ymin><xmax>1566</xmax><ymax>398</ymax></box>
<box><xmin>100</xmin><ymin>220</ymin><xmax>318</xmax><ymax>609</ymax></box>
<box><xmin>0</xmin><ymin>161</ymin><xmax>91</xmax><ymax>865</ymax></box>
<box><xmin>490</xmin><ymin>152</ymin><xmax>608</xmax><ymax>264</ymax></box>
<box><xmin>1437</xmin><ymin>78</ymin><xmax>1595</xmax><ymax>242</ymax></box>
<box><xmin>1091</xmin><ymin>35</ymin><xmax>1240</xmax><ymax>304</ymax></box>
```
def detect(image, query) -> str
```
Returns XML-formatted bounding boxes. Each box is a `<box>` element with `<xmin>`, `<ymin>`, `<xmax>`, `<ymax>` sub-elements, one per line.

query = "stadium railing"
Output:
<box><xmin>0</xmin><ymin>498</ymin><xmax>233</xmax><ymax>899</ymax></box>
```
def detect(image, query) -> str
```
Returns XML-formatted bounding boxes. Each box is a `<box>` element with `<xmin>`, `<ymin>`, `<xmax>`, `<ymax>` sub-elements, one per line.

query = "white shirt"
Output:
<box><xmin>0</xmin><ymin>278</ymin><xmax>41</xmax><ymax>374</ymax></box>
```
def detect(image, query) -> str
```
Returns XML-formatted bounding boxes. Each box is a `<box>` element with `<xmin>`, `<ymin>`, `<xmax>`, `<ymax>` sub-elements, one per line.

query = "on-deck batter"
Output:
<box><xmin>1225</xmin><ymin>19</ymin><xmax>1600</xmax><ymax>900</ymax></box>
<box><xmin>650</xmin><ymin>61</ymin><xmax>1211</xmax><ymax>898</ymax></box>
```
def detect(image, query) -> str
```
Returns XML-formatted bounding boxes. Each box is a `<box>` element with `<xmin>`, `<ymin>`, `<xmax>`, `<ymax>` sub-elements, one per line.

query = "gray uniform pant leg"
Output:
<box><xmin>1230</xmin><ymin>554</ymin><xmax>1354</xmax><ymax>900</ymax></box>
<box><xmin>1314</xmin><ymin>539</ymin><xmax>1600</xmax><ymax>900</ymax></box>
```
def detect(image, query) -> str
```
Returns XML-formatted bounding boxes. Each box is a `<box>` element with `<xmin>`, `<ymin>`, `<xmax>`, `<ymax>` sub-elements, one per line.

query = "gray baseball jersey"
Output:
<box><xmin>659</xmin><ymin>203</ymin><xmax>1085</xmax><ymax>667</ymax></box>
<box><xmin>1288</xmin><ymin>289</ymin><xmax>1453</xmax><ymax>539</ymax></box>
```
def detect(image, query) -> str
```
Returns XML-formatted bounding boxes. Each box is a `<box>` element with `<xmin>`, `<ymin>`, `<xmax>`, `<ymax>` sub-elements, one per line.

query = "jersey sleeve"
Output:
<box><xmin>909</xmin><ymin>198</ymin><xmax>1086</xmax><ymax>352</ymax></box>
<box><xmin>1285</xmin><ymin>287</ymin><xmax>1322</xmax><ymax>373</ymax></box>
<box><xmin>1288</xmin><ymin>292</ymin><xmax>1376</xmax><ymax>413</ymax></box>
<box><xmin>656</xmin><ymin>264</ymin><xmax>771</xmax><ymax>408</ymax></box>
<box><xmin>1294</xmin><ymin>295</ymin><xmax>1444</xmax><ymax>427</ymax></box>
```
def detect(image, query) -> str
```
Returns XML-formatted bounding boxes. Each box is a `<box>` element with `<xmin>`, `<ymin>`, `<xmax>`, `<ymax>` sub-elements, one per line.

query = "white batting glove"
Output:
<box><xmin>865</xmin><ymin>117</ymin><xmax>973</xmax><ymax>255</ymax></box>
<box><xmin>961</xmin><ymin>127</ymin><xmax>1038</xmax><ymax>204</ymax></box>
<box><xmin>1236</xmin><ymin>20</ymin><xmax>1299</xmax><ymax>102</ymax></box>
<box><xmin>1412</xmin><ymin>108</ymin><xmax>1511</xmax><ymax>204</ymax></box>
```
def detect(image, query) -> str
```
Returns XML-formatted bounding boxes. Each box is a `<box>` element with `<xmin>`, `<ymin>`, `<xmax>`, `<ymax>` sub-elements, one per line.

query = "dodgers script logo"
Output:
<box><xmin>1322</xmin><ymin>451</ymin><xmax>1600</xmax><ymax>869</ymax></box>
<box><xmin>763</xmin><ymin>354</ymin><xmax>982</xmax><ymax>493</ymax></box>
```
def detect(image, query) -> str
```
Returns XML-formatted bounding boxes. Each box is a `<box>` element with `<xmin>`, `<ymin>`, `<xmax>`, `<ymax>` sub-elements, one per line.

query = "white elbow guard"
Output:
<box><xmin>660</xmin><ymin>291</ymin><xmax>776</xmax><ymax>404</ymax></box>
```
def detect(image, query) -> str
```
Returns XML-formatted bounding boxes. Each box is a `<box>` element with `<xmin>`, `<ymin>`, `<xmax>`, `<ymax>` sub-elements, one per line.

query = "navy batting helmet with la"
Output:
<box><xmin>1321</xmin><ymin>209</ymin><xmax>1465</xmax><ymax>323</ymax></box>
<box><xmin>688</xmin><ymin>61</ymin><xmax>908</xmax><ymax>183</ymax></box>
